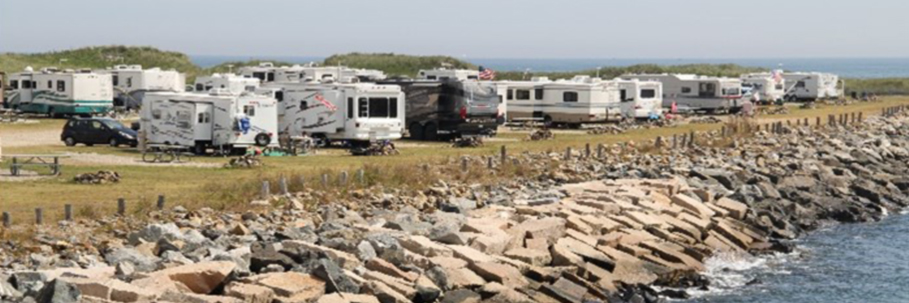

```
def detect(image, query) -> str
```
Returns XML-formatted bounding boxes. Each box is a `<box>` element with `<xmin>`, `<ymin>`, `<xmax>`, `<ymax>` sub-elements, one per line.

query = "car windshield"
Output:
<box><xmin>461</xmin><ymin>82</ymin><xmax>498</xmax><ymax>103</ymax></box>
<box><xmin>99</xmin><ymin>119</ymin><xmax>127</xmax><ymax>130</ymax></box>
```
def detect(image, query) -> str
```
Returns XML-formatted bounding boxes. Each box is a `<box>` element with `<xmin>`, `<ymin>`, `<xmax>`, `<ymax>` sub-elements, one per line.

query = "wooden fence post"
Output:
<box><xmin>357</xmin><ymin>169</ymin><xmax>365</xmax><ymax>184</ymax></box>
<box><xmin>564</xmin><ymin>147</ymin><xmax>572</xmax><ymax>160</ymax></box>
<box><xmin>585</xmin><ymin>143</ymin><xmax>591</xmax><ymax>158</ymax></box>
<box><xmin>487</xmin><ymin>157</ymin><xmax>494</xmax><ymax>169</ymax></box>
<box><xmin>261</xmin><ymin>181</ymin><xmax>270</xmax><ymax>199</ymax></box>
<box><xmin>279</xmin><ymin>177</ymin><xmax>289</xmax><ymax>195</ymax></box>
<box><xmin>64</xmin><ymin>204</ymin><xmax>73</xmax><ymax>221</ymax></box>
<box><xmin>339</xmin><ymin>171</ymin><xmax>349</xmax><ymax>186</ymax></box>
<box><xmin>1</xmin><ymin>212</ymin><xmax>9</xmax><ymax>227</ymax></box>
<box><xmin>597</xmin><ymin>144</ymin><xmax>604</xmax><ymax>159</ymax></box>
<box><xmin>117</xmin><ymin>198</ymin><xmax>126</xmax><ymax>215</ymax></box>
<box><xmin>500</xmin><ymin>145</ymin><xmax>507</xmax><ymax>164</ymax></box>
<box><xmin>321</xmin><ymin>174</ymin><xmax>329</xmax><ymax>187</ymax></box>
<box><xmin>461</xmin><ymin>157</ymin><xmax>469</xmax><ymax>172</ymax></box>
<box><xmin>35</xmin><ymin>208</ymin><xmax>43</xmax><ymax>225</ymax></box>
<box><xmin>157</xmin><ymin>195</ymin><xmax>165</xmax><ymax>210</ymax></box>
<box><xmin>655</xmin><ymin>136</ymin><xmax>663</xmax><ymax>148</ymax></box>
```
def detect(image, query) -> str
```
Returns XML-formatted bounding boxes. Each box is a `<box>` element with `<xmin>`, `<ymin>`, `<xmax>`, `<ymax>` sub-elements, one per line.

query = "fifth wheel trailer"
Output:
<box><xmin>140</xmin><ymin>90</ymin><xmax>279</xmax><ymax>154</ymax></box>
<box><xmin>376</xmin><ymin>79</ymin><xmax>499</xmax><ymax>140</ymax></box>
<box><xmin>621</xmin><ymin>74</ymin><xmax>743</xmax><ymax>113</ymax></box>
<box><xmin>101</xmin><ymin>65</ymin><xmax>185</xmax><ymax>109</ymax></box>
<box><xmin>6</xmin><ymin>67</ymin><xmax>113</xmax><ymax>116</ymax></box>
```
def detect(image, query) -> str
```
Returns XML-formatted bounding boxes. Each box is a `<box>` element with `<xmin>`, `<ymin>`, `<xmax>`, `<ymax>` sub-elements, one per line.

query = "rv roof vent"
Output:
<box><xmin>64</xmin><ymin>69</ymin><xmax>75</xmax><ymax>73</ymax></box>
<box><xmin>24</xmin><ymin>66</ymin><xmax>34</xmax><ymax>72</ymax></box>
<box><xmin>322</xmin><ymin>76</ymin><xmax>336</xmax><ymax>84</ymax></box>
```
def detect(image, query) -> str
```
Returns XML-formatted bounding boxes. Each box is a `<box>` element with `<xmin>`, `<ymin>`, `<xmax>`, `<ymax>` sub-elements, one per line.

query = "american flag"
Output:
<box><xmin>479</xmin><ymin>66</ymin><xmax>496</xmax><ymax>80</ymax></box>
<box><xmin>771</xmin><ymin>69</ymin><xmax>783</xmax><ymax>83</ymax></box>
<box><xmin>314</xmin><ymin>93</ymin><xmax>338</xmax><ymax>111</ymax></box>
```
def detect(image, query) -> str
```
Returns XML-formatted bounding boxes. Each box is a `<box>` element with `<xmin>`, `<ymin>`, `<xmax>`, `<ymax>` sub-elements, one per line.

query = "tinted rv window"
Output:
<box><xmin>267</xmin><ymin>72</ymin><xmax>275</xmax><ymax>82</ymax></box>
<box><xmin>348</xmin><ymin>98</ymin><xmax>354</xmax><ymax>118</ymax></box>
<box><xmin>9</xmin><ymin>80</ymin><xmax>17</xmax><ymax>89</ymax></box>
<box><xmin>506</xmin><ymin>89</ymin><xmax>513</xmax><ymax>100</ymax></box>
<box><xmin>563</xmin><ymin>92</ymin><xmax>578</xmax><ymax>102</ymax></box>
<box><xmin>620</xmin><ymin>89</ymin><xmax>629</xmax><ymax>102</ymax></box>
<box><xmin>775</xmin><ymin>84</ymin><xmax>784</xmax><ymax>90</ymax></box>
<box><xmin>426</xmin><ymin>75</ymin><xmax>437</xmax><ymax>80</ymax></box>
<box><xmin>195</xmin><ymin>84</ymin><xmax>204</xmax><ymax>91</ymax></box>
<box><xmin>21</xmin><ymin>81</ymin><xmax>32</xmax><ymax>89</ymax></box>
<box><xmin>152</xmin><ymin>109</ymin><xmax>162</xmax><ymax>119</ymax></box>
<box><xmin>112</xmin><ymin>75</ymin><xmax>119</xmax><ymax>86</ymax></box>
<box><xmin>57</xmin><ymin>81</ymin><xmax>66</xmax><ymax>92</ymax></box>
<box><xmin>47</xmin><ymin>81</ymin><xmax>53</xmax><ymax>89</ymax></box>
<box><xmin>358</xmin><ymin>98</ymin><xmax>369</xmax><ymax>117</ymax></box>
<box><xmin>274</xmin><ymin>91</ymin><xmax>284</xmax><ymax>102</ymax></box>
<box><xmin>796</xmin><ymin>81</ymin><xmax>806</xmax><ymax>88</ymax></box>
<box><xmin>243</xmin><ymin>105</ymin><xmax>256</xmax><ymax>117</ymax></box>
<box><xmin>467</xmin><ymin>75</ymin><xmax>479</xmax><ymax>80</ymax></box>
<box><xmin>515</xmin><ymin>89</ymin><xmax>530</xmax><ymax>100</ymax></box>
<box><xmin>681</xmin><ymin>87</ymin><xmax>692</xmax><ymax>93</ymax></box>
<box><xmin>390</xmin><ymin>98</ymin><xmax>398</xmax><ymax>118</ymax></box>
<box><xmin>368</xmin><ymin>98</ymin><xmax>390</xmax><ymax>118</ymax></box>
<box><xmin>640</xmin><ymin>89</ymin><xmax>656</xmax><ymax>99</ymax></box>
<box><xmin>252</xmin><ymin>72</ymin><xmax>266</xmax><ymax>81</ymax></box>
<box><xmin>535</xmin><ymin>88</ymin><xmax>543</xmax><ymax>100</ymax></box>
<box><xmin>126</xmin><ymin>77</ymin><xmax>132</xmax><ymax>88</ymax></box>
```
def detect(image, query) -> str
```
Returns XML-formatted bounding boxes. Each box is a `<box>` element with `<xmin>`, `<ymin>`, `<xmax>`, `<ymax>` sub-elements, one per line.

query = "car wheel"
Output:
<box><xmin>109</xmin><ymin>138</ymin><xmax>119</xmax><ymax>147</ymax></box>
<box><xmin>423</xmin><ymin>123</ymin><xmax>438</xmax><ymax>141</ymax></box>
<box><xmin>64</xmin><ymin>137</ymin><xmax>76</xmax><ymax>147</ymax></box>
<box><xmin>409</xmin><ymin>123</ymin><xmax>424</xmax><ymax>140</ymax></box>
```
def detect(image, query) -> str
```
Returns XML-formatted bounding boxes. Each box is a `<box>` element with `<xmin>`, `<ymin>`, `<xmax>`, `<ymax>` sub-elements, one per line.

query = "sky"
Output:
<box><xmin>0</xmin><ymin>0</ymin><xmax>906</xmax><ymax>59</ymax></box>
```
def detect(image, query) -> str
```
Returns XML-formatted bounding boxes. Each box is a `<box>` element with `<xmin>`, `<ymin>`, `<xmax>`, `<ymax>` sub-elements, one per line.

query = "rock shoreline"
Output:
<box><xmin>3</xmin><ymin>113</ymin><xmax>909</xmax><ymax>303</ymax></box>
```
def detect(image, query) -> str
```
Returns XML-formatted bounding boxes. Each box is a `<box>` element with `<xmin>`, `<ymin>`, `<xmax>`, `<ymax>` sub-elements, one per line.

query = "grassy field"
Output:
<box><xmin>2</xmin><ymin>98</ymin><xmax>908</xmax><ymax>224</ymax></box>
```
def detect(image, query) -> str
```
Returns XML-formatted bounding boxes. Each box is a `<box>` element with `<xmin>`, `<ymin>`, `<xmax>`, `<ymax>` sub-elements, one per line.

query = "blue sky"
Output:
<box><xmin>0</xmin><ymin>0</ymin><xmax>906</xmax><ymax>58</ymax></box>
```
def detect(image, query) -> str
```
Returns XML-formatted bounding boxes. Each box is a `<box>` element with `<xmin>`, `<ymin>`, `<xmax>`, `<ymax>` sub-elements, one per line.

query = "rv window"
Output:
<box><xmin>274</xmin><ymin>91</ymin><xmax>284</xmax><ymax>102</ymax></box>
<box><xmin>9</xmin><ymin>80</ymin><xmax>17</xmax><ymax>89</ymax></box>
<box><xmin>197</xmin><ymin>112</ymin><xmax>211</xmax><ymax>123</ymax></box>
<box><xmin>267</xmin><ymin>72</ymin><xmax>275</xmax><ymax>82</ymax></box>
<box><xmin>467</xmin><ymin>75</ymin><xmax>479</xmax><ymax>80</ymax></box>
<box><xmin>21</xmin><ymin>81</ymin><xmax>32</xmax><ymax>89</ymax></box>
<box><xmin>243</xmin><ymin>105</ymin><xmax>256</xmax><ymax>117</ymax></box>
<box><xmin>252</xmin><ymin>72</ymin><xmax>266</xmax><ymax>81</ymax></box>
<box><xmin>152</xmin><ymin>109</ymin><xmax>162</xmax><ymax>120</ymax></box>
<box><xmin>640</xmin><ymin>89</ymin><xmax>656</xmax><ymax>99</ymax></box>
<box><xmin>112</xmin><ymin>75</ymin><xmax>119</xmax><ymax>86</ymax></box>
<box><xmin>126</xmin><ymin>77</ymin><xmax>132</xmax><ymax>88</ymax></box>
<box><xmin>563</xmin><ymin>92</ymin><xmax>579</xmax><ymax>102</ymax></box>
<box><xmin>358</xmin><ymin>98</ymin><xmax>369</xmax><ymax>117</ymax></box>
<box><xmin>506</xmin><ymin>89</ymin><xmax>513</xmax><ymax>100</ymax></box>
<box><xmin>535</xmin><ymin>88</ymin><xmax>543</xmax><ymax>100</ymax></box>
<box><xmin>620</xmin><ymin>89</ymin><xmax>629</xmax><ymax>102</ymax></box>
<box><xmin>47</xmin><ymin>81</ymin><xmax>53</xmax><ymax>89</ymax></box>
<box><xmin>195</xmin><ymin>84</ymin><xmax>204</xmax><ymax>91</ymax></box>
<box><xmin>348</xmin><ymin>98</ymin><xmax>354</xmax><ymax>118</ymax></box>
<box><xmin>205</xmin><ymin>86</ymin><xmax>213</xmax><ymax>91</ymax></box>
<box><xmin>176</xmin><ymin>111</ymin><xmax>192</xmax><ymax>128</ymax></box>
<box><xmin>681</xmin><ymin>87</ymin><xmax>692</xmax><ymax>93</ymax></box>
<box><xmin>775</xmin><ymin>84</ymin><xmax>784</xmax><ymax>90</ymax></box>
<box><xmin>300</xmin><ymin>101</ymin><xmax>308</xmax><ymax>110</ymax></box>
<box><xmin>796</xmin><ymin>81</ymin><xmax>806</xmax><ymax>88</ymax></box>
<box><xmin>440</xmin><ymin>77</ymin><xmax>450</xmax><ymax>81</ymax></box>
<box><xmin>368</xmin><ymin>97</ymin><xmax>391</xmax><ymax>118</ymax></box>
<box><xmin>389</xmin><ymin>98</ymin><xmax>398</xmax><ymax>118</ymax></box>
<box><xmin>426</xmin><ymin>76</ymin><xmax>437</xmax><ymax>80</ymax></box>
<box><xmin>515</xmin><ymin>89</ymin><xmax>531</xmax><ymax>100</ymax></box>
<box><xmin>57</xmin><ymin>81</ymin><xmax>66</xmax><ymax>92</ymax></box>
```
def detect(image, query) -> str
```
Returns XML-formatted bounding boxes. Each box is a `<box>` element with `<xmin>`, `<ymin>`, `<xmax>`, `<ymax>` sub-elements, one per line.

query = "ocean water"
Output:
<box><xmin>191</xmin><ymin>56</ymin><xmax>909</xmax><ymax>79</ymax></box>
<box><xmin>682</xmin><ymin>212</ymin><xmax>909</xmax><ymax>303</ymax></box>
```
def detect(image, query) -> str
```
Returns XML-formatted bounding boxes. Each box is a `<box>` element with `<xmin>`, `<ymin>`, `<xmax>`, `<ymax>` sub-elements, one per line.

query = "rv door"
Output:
<box><xmin>194</xmin><ymin>103</ymin><xmax>213</xmax><ymax>142</ymax></box>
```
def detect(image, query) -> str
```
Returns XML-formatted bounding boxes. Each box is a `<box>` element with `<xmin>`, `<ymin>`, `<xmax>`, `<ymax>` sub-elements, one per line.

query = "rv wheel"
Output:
<box><xmin>409</xmin><ymin>123</ymin><xmax>424</xmax><ymax>140</ymax></box>
<box><xmin>423</xmin><ymin>123</ymin><xmax>438</xmax><ymax>141</ymax></box>
<box><xmin>543</xmin><ymin>116</ymin><xmax>554</xmax><ymax>127</ymax></box>
<box><xmin>254</xmin><ymin>133</ymin><xmax>271</xmax><ymax>146</ymax></box>
<box><xmin>194</xmin><ymin>143</ymin><xmax>207</xmax><ymax>155</ymax></box>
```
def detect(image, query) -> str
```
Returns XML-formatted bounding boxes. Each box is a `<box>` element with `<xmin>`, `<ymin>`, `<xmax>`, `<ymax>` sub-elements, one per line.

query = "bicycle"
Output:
<box><xmin>142</xmin><ymin>149</ymin><xmax>176</xmax><ymax>163</ymax></box>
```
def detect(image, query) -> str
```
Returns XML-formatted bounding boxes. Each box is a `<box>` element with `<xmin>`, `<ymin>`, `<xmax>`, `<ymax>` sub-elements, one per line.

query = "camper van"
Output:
<box><xmin>240</xmin><ymin>62</ymin><xmax>387</xmax><ymax>84</ymax></box>
<box><xmin>621</xmin><ymin>74</ymin><xmax>743</xmax><ymax>113</ymax></box>
<box><xmin>504</xmin><ymin>76</ymin><xmax>622</xmax><ymax>127</ymax></box>
<box><xmin>6</xmin><ymin>67</ymin><xmax>113</xmax><ymax>116</ymax></box>
<box><xmin>741</xmin><ymin>73</ymin><xmax>785</xmax><ymax>103</ymax></box>
<box><xmin>140</xmin><ymin>90</ymin><xmax>279</xmax><ymax>154</ymax></box>
<box><xmin>102</xmin><ymin>65</ymin><xmax>185</xmax><ymax>109</ymax></box>
<box><xmin>376</xmin><ymin>79</ymin><xmax>499</xmax><ymax>140</ymax></box>
<box><xmin>417</xmin><ymin>69</ymin><xmax>480</xmax><ymax>81</ymax></box>
<box><xmin>616</xmin><ymin>79</ymin><xmax>663</xmax><ymax>119</ymax></box>
<box><xmin>275</xmin><ymin>82</ymin><xmax>406</xmax><ymax>145</ymax></box>
<box><xmin>782</xmin><ymin>72</ymin><xmax>841</xmax><ymax>101</ymax></box>
<box><xmin>193</xmin><ymin>74</ymin><xmax>260</xmax><ymax>94</ymax></box>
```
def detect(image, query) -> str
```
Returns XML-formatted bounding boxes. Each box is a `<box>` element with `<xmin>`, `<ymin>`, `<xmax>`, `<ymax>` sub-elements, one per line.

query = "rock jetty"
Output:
<box><xmin>2</xmin><ymin>112</ymin><xmax>909</xmax><ymax>303</ymax></box>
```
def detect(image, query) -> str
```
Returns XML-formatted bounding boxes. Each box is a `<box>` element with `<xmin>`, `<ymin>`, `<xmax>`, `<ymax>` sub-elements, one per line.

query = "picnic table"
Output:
<box><xmin>5</xmin><ymin>154</ymin><xmax>69</xmax><ymax>176</ymax></box>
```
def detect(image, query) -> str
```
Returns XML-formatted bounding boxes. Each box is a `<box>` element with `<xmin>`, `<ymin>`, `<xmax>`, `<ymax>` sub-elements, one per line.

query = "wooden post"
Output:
<box><xmin>851</xmin><ymin>112</ymin><xmax>856</xmax><ymax>124</ymax></box>
<box><xmin>672</xmin><ymin>135</ymin><xmax>678</xmax><ymax>148</ymax></box>
<box><xmin>1</xmin><ymin>212</ymin><xmax>9</xmax><ymax>227</ymax></box>
<box><xmin>321</xmin><ymin>174</ymin><xmax>329</xmax><ymax>187</ymax></box>
<box><xmin>597</xmin><ymin>144</ymin><xmax>604</xmax><ymax>159</ymax></box>
<box><xmin>279</xmin><ymin>177</ymin><xmax>288</xmax><ymax>195</ymax></box>
<box><xmin>816</xmin><ymin>116</ymin><xmax>821</xmax><ymax>127</ymax></box>
<box><xmin>357</xmin><ymin>169</ymin><xmax>365</xmax><ymax>184</ymax></box>
<box><xmin>35</xmin><ymin>208</ymin><xmax>43</xmax><ymax>225</ymax></box>
<box><xmin>564</xmin><ymin>147</ymin><xmax>572</xmax><ymax>160</ymax></box>
<box><xmin>299</xmin><ymin>175</ymin><xmax>306</xmax><ymax>189</ymax></box>
<box><xmin>804</xmin><ymin>118</ymin><xmax>809</xmax><ymax>126</ymax></box>
<box><xmin>655</xmin><ymin>136</ymin><xmax>663</xmax><ymax>149</ymax></box>
<box><xmin>721</xmin><ymin>126</ymin><xmax>727</xmax><ymax>137</ymax></box>
<box><xmin>487</xmin><ymin>157</ymin><xmax>494</xmax><ymax>169</ymax></box>
<box><xmin>764</xmin><ymin>123</ymin><xmax>770</xmax><ymax>132</ymax></box>
<box><xmin>261</xmin><ymin>181</ymin><xmax>270</xmax><ymax>199</ymax></box>
<box><xmin>339</xmin><ymin>171</ymin><xmax>349</xmax><ymax>186</ymax></box>
<box><xmin>688</xmin><ymin>131</ymin><xmax>695</xmax><ymax>147</ymax></box>
<box><xmin>461</xmin><ymin>157</ymin><xmax>468</xmax><ymax>172</ymax></box>
<box><xmin>585</xmin><ymin>143</ymin><xmax>591</xmax><ymax>158</ymax></box>
<box><xmin>117</xmin><ymin>198</ymin><xmax>126</xmax><ymax>215</ymax></box>
<box><xmin>500</xmin><ymin>145</ymin><xmax>507</xmax><ymax>164</ymax></box>
<box><xmin>157</xmin><ymin>195</ymin><xmax>165</xmax><ymax>210</ymax></box>
<box><xmin>64</xmin><ymin>204</ymin><xmax>73</xmax><ymax>221</ymax></box>
<box><xmin>859</xmin><ymin>112</ymin><xmax>863</xmax><ymax>122</ymax></box>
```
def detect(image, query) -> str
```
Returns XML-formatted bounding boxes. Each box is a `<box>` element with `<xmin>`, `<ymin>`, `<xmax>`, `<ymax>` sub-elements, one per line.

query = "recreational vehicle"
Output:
<box><xmin>140</xmin><ymin>90</ymin><xmax>279</xmax><ymax>154</ymax></box>
<box><xmin>782</xmin><ymin>72</ymin><xmax>841</xmax><ymax>101</ymax></box>
<box><xmin>417</xmin><ymin>69</ymin><xmax>480</xmax><ymax>81</ymax></box>
<box><xmin>239</xmin><ymin>62</ymin><xmax>306</xmax><ymax>83</ymax></box>
<box><xmin>193</xmin><ymin>74</ymin><xmax>260</xmax><ymax>94</ymax></box>
<box><xmin>504</xmin><ymin>76</ymin><xmax>622</xmax><ymax>127</ymax></box>
<box><xmin>275</xmin><ymin>82</ymin><xmax>406</xmax><ymax>145</ymax></box>
<box><xmin>240</xmin><ymin>62</ymin><xmax>387</xmax><ymax>84</ymax></box>
<box><xmin>740</xmin><ymin>73</ymin><xmax>785</xmax><ymax>103</ymax></box>
<box><xmin>6</xmin><ymin>67</ymin><xmax>113</xmax><ymax>116</ymax></box>
<box><xmin>621</xmin><ymin>74</ymin><xmax>743</xmax><ymax>113</ymax></box>
<box><xmin>376</xmin><ymin>79</ymin><xmax>499</xmax><ymax>140</ymax></box>
<box><xmin>616</xmin><ymin>79</ymin><xmax>663</xmax><ymax>119</ymax></box>
<box><xmin>102</xmin><ymin>65</ymin><xmax>186</xmax><ymax>109</ymax></box>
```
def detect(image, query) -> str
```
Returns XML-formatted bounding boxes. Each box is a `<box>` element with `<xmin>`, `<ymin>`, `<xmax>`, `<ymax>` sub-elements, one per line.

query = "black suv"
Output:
<box><xmin>61</xmin><ymin>117</ymin><xmax>138</xmax><ymax>147</ymax></box>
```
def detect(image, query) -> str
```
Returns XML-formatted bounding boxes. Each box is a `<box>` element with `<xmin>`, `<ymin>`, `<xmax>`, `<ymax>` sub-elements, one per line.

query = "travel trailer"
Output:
<box><xmin>417</xmin><ymin>69</ymin><xmax>480</xmax><ymax>81</ymax></box>
<box><xmin>495</xmin><ymin>77</ymin><xmax>554</xmax><ymax>124</ymax></box>
<box><xmin>621</xmin><ymin>74</ymin><xmax>743</xmax><ymax>113</ymax></box>
<box><xmin>193</xmin><ymin>74</ymin><xmax>260</xmax><ymax>94</ymax></box>
<box><xmin>102</xmin><ymin>65</ymin><xmax>185</xmax><ymax>109</ymax></box>
<box><xmin>741</xmin><ymin>73</ymin><xmax>785</xmax><ymax>103</ymax></box>
<box><xmin>616</xmin><ymin>79</ymin><xmax>663</xmax><ymax>119</ymax></box>
<box><xmin>504</xmin><ymin>76</ymin><xmax>622</xmax><ymax>127</ymax></box>
<box><xmin>6</xmin><ymin>67</ymin><xmax>113</xmax><ymax>116</ymax></box>
<box><xmin>240</xmin><ymin>62</ymin><xmax>387</xmax><ymax>84</ymax></box>
<box><xmin>376</xmin><ymin>79</ymin><xmax>499</xmax><ymax>140</ymax></box>
<box><xmin>140</xmin><ymin>90</ymin><xmax>279</xmax><ymax>154</ymax></box>
<box><xmin>275</xmin><ymin>82</ymin><xmax>406</xmax><ymax>146</ymax></box>
<box><xmin>782</xmin><ymin>72</ymin><xmax>841</xmax><ymax>101</ymax></box>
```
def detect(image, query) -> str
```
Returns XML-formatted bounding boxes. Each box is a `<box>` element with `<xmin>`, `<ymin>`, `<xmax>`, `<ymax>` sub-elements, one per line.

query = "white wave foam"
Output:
<box><xmin>682</xmin><ymin>251</ymin><xmax>800</xmax><ymax>299</ymax></box>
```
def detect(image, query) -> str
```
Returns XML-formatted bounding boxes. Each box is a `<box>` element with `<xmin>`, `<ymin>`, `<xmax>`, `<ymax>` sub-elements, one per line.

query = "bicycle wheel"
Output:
<box><xmin>142</xmin><ymin>151</ymin><xmax>158</xmax><ymax>163</ymax></box>
<box><xmin>177</xmin><ymin>153</ymin><xmax>193</xmax><ymax>163</ymax></box>
<box><xmin>159</xmin><ymin>151</ymin><xmax>176</xmax><ymax>163</ymax></box>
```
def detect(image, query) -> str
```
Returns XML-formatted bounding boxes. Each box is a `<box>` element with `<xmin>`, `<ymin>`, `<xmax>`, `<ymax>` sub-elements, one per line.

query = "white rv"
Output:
<box><xmin>621</xmin><ymin>74</ymin><xmax>743</xmax><ymax>113</ymax></box>
<box><xmin>274</xmin><ymin>82</ymin><xmax>406</xmax><ymax>145</ymax></box>
<box><xmin>782</xmin><ymin>72</ymin><xmax>841</xmax><ymax>101</ymax></box>
<box><xmin>417</xmin><ymin>69</ymin><xmax>480</xmax><ymax>81</ymax></box>
<box><xmin>616</xmin><ymin>79</ymin><xmax>663</xmax><ymax>119</ymax></box>
<box><xmin>741</xmin><ymin>73</ymin><xmax>785</xmax><ymax>103</ymax></box>
<box><xmin>102</xmin><ymin>65</ymin><xmax>185</xmax><ymax>109</ymax></box>
<box><xmin>240</xmin><ymin>62</ymin><xmax>387</xmax><ymax>84</ymax></box>
<box><xmin>6</xmin><ymin>67</ymin><xmax>113</xmax><ymax>116</ymax></box>
<box><xmin>140</xmin><ymin>90</ymin><xmax>279</xmax><ymax>154</ymax></box>
<box><xmin>239</xmin><ymin>62</ymin><xmax>305</xmax><ymax>83</ymax></box>
<box><xmin>193</xmin><ymin>73</ymin><xmax>260</xmax><ymax>94</ymax></box>
<box><xmin>505</xmin><ymin>76</ymin><xmax>621</xmax><ymax>127</ymax></box>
